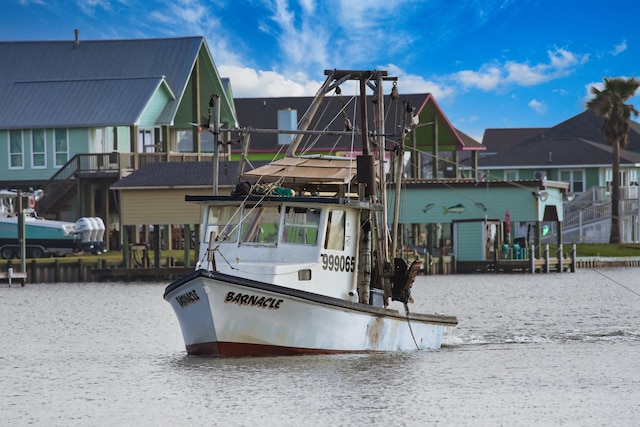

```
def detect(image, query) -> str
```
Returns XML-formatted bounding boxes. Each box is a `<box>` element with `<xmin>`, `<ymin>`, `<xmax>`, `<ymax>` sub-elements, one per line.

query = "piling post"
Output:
<box><xmin>54</xmin><ymin>259</ymin><xmax>60</xmax><ymax>283</ymax></box>
<box><xmin>558</xmin><ymin>244</ymin><xmax>563</xmax><ymax>273</ymax></box>
<box><xmin>529</xmin><ymin>245</ymin><xmax>535</xmax><ymax>273</ymax></box>
<box><xmin>30</xmin><ymin>259</ymin><xmax>36</xmax><ymax>283</ymax></box>
<box><xmin>544</xmin><ymin>245</ymin><xmax>550</xmax><ymax>273</ymax></box>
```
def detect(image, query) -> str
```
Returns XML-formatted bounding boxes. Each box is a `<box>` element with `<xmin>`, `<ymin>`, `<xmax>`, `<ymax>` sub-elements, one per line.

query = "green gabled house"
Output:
<box><xmin>0</xmin><ymin>35</ymin><xmax>237</xmax><ymax>248</ymax></box>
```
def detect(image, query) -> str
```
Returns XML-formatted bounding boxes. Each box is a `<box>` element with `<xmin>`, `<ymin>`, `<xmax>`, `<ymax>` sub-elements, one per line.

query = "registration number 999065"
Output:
<box><xmin>321</xmin><ymin>254</ymin><xmax>356</xmax><ymax>272</ymax></box>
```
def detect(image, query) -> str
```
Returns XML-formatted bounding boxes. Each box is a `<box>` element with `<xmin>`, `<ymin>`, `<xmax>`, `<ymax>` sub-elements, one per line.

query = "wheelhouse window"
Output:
<box><xmin>282</xmin><ymin>207</ymin><xmax>320</xmax><ymax>245</ymax></box>
<box><xmin>9</xmin><ymin>130</ymin><xmax>23</xmax><ymax>169</ymax></box>
<box><xmin>205</xmin><ymin>206</ymin><xmax>239</xmax><ymax>243</ymax></box>
<box><xmin>54</xmin><ymin>128</ymin><xmax>69</xmax><ymax>167</ymax></box>
<box><xmin>324</xmin><ymin>210</ymin><xmax>345</xmax><ymax>251</ymax></box>
<box><xmin>240</xmin><ymin>205</ymin><xmax>280</xmax><ymax>245</ymax></box>
<box><xmin>31</xmin><ymin>129</ymin><xmax>46</xmax><ymax>168</ymax></box>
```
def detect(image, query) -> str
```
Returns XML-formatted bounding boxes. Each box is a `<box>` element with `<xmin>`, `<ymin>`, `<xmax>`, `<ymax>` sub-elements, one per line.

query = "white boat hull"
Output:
<box><xmin>164</xmin><ymin>270</ymin><xmax>457</xmax><ymax>356</ymax></box>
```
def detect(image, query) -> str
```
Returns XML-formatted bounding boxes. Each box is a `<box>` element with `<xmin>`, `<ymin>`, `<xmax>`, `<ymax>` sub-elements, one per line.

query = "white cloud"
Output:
<box><xmin>528</xmin><ymin>99</ymin><xmax>547</xmax><ymax>114</ymax></box>
<box><xmin>217</xmin><ymin>65</ymin><xmax>323</xmax><ymax>97</ymax></box>
<box><xmin>612</xmin><ymin>39</ymin><xmax>627</xmax><ymax>56</ymax></box>
<box><xmin>583</xmin><ymin>81</ymin><xmax>604</xmax><ymax>104</ymax></box>
<box><xmin>455</xmin><ymin>47</ymin><xmax>588</xmax><ymax>91</ymax></box>
<box><xmin>77</xmin><ymin>0</ymin><xmax>112</xmax><ymax>15</ymax></box>
<box><xmin>383</xmin><ymin>64</ymin><xmax>456</xmax><ymax>101</ymax></box>
<box><xmin>261</xmin><ymin>0</ymin><xmax>331</xmax><ymax>74</ymax></box>
<box><xmin>456</xmin><ymin>66</ymin><xmax>502</xmax><ymax>91</ymax></box>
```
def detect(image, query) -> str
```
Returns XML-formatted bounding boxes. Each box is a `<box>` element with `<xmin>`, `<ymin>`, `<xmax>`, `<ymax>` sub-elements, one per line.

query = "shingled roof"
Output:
<box><xmin>111</xmin><ymin>161</ymin><xmax>263</xmax><ymax>189</ymax></box>
<box><xmin>481</xmin><ymin>127</ymin><xmax>548</xmax><ymax>153</ymax></box>
<box><xmin>481</xmin><ymin>109</ymin><xmax>640</xmax><ymax>156</ymax></box>
<box><xmin>479</xmin><ymin>136</ymin><xmax>640</xmax><ymax>168</ymax></box>
<box><xmin>233</xmin><ymin>93</ymin><xmax>482</xmax><ymax>154</ymax></box>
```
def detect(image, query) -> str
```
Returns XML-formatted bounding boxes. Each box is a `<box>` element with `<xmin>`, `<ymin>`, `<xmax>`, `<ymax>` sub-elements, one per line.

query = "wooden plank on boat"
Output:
<box><xmin>243</xmin><ymin>157</ymin><xmax>358</xmax><ymax>183</ymax></box>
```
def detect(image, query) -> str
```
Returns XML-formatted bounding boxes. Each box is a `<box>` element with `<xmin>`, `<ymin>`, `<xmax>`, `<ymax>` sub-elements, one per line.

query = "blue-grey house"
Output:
<box><xmin>0</xmin><ymin>34</ymin><xmax>237</xmax><ymax>249</ymax></box>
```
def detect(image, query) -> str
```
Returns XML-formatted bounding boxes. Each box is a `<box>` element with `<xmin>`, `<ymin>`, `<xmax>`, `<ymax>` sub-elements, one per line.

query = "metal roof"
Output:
<box><xmin>0</xmin><ymin>77</ymin><xmax>171</xmax><ymax>128</ymax></box>
<box><xmin>0</xmin><ymin>36</ymin><xmax>235</xmax><ymax>128</ymax></box>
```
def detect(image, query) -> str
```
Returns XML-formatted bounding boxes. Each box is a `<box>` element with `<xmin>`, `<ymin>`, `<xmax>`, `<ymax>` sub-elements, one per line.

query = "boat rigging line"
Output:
<box><xmin>590</xmin><ymin>268</ymin><xmax>640</xmax><ymax>298</ymax></box>
<box><xmin>404</xmin><ymin>302</ymin><xmax>421</xmax><ymax>350</ymax></box>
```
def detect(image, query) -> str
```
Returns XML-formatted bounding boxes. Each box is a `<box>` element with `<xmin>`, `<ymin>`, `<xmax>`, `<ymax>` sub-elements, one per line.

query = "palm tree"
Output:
<box><xmin>586</xmin><ymin>77</ymin><xmax>640</xmax><ymax>243</ymax></box>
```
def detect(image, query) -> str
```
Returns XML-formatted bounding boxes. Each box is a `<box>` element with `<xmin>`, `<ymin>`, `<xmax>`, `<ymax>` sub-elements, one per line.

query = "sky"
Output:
<box><xmin>2</xmin><ymin>0</ymin><xmax>640</xmax><ymax>141</ymax></box>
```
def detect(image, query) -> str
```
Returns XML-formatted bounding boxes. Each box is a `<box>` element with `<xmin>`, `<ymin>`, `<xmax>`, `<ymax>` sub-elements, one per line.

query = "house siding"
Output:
<box><xmin>120</xmin><ymin>187</ymin><xmax>229</xmax><ymax>225</ymax></box>
<box><xmin>138</xmin><ymin>85</ymin><xmax>173</xmax><ymax>127</ymax></box>
<box><xmin>1</xmin><ymin>127</ymin><xmax>92</xmax><ymax>181</ymax></box>
<box><xmin>388</xmin><ymin>186</ymin><xmax>543</xmax><ymax>224</ymax></box>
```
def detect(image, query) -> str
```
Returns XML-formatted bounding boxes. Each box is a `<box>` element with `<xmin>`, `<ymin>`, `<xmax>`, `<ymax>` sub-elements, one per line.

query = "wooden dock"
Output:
<box><xmin>91</xmin><ymin>267</ymin><xmax>193</xmax><ymax>281</ymax></box>
<box><xmin>0</xmin><ymin>268</ymin><xmax>27</xmax><ymax>286</ymax></box>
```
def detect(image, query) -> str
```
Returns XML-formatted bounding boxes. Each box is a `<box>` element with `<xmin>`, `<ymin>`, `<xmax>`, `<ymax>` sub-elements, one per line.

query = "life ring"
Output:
<box><xmin>28</xmin><ymin>195</ymin><xmax>36</xmax><ymax>209</ymax></box>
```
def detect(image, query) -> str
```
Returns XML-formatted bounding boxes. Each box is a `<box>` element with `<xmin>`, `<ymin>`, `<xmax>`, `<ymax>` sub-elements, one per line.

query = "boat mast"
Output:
<box><xmin>391</xmin><ymin>101</ymin><xmax>409</xmax><ymax>258</ymax></box>
<box><xmin>286</xmin><ymin>70</ymin><xmax>352</xmax><ymax>156</ymax></box>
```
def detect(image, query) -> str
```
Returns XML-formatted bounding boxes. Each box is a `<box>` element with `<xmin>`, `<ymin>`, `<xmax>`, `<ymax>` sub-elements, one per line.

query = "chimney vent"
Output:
<box><xmin>74</xmin><ymin>28</ymin><xmax>80</xmax><ymax>46</ymax></box>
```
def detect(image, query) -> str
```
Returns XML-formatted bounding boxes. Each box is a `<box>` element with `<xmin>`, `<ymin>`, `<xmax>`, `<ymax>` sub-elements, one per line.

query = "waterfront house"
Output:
<box><xmin>478</xmin><ymin>109</ymin><xmax>640</xmax><ymax>243</ymax></box>
<box><xmin>0</xmin><ymin>34</ymin><xmax>237</xmax><ymax>249</ymax></box>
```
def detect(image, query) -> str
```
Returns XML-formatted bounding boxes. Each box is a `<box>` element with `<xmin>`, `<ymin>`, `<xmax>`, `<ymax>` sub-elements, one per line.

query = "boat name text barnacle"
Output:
<box><xmin>176</xmin><ymin>290</ymin><xmax>200</xmax><ymax>308</ymax></box>
<box><xmin>224</xmin><ymin>292</ymin><xmax>284</xmax><ymax>310</ymax></box>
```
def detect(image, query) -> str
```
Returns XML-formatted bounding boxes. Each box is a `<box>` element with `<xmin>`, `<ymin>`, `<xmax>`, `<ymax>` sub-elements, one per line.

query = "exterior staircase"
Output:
<box><xmin>36</xmin><ymin>152</ymin><xmax>216</xmax><ymax>218</ymax></box>
<box><xmin>562</xmin><ymin>186</ymin><xmax>640</xmax><ymax>243</ymax></box>
<box><xmin>36</xmin><ymin>153</ymin><xmax>123</xmax><ymax>217</ymax></box>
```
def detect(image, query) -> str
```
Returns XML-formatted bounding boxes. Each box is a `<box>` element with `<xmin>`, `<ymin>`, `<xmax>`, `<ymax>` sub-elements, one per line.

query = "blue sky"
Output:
<box><xmin>2</xmin><ymin>0</ymin><xmax>639</xmax><ymax>141</ymax></box>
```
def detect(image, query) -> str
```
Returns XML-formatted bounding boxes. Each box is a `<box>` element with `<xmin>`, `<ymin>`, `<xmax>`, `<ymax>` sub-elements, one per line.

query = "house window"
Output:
<box><xmin>504</xmin><ymin>170</ymin><xmax>518</xmax><ymax>181</ymax></box>
<box><xmin>324</xmin><ymin>210</ymin><xmax>345</xmax><ymax>251</ymax></box>
<box><xmin>138</xmin><ymin>129</ymin><xmax>154</xmax><ymax>153</ymax></box>
<box><xmin>559</xmin><ymin>169</ymin><xmax>584</xmax><ymax>193</ymax></box>
<box><xmin>31</xmin><ymin>129</ymin><xmax>46</xmax><ymax>168</ymax></box>
<box><xmin>176</xmin><ymin>129</ymin><xmax>214</xmax><ymax>153</ymax></box>
<box><xmin>9</xmin><ymin>130</ymin><xmax>24</xmax><ymax>169</ymax></box>
<box><xmin>55</xmin><ymin>128</ymin><xmax>69</xmax><ymax>167</ymax></box>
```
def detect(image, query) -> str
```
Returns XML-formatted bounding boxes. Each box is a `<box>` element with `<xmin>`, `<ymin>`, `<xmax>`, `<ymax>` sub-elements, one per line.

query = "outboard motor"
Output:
<box><xmin>74</xmin><ymin>217</ymin><xmax>96</xmax><ymax>253</ymax></box>
<box><xmin>93</xmin><ymin>217</ymin><xmax>106</xmax><ymax>253</ymax></box>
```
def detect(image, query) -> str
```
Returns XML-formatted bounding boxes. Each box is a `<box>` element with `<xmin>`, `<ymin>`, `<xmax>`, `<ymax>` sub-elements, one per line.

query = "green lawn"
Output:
<box><xmin>560</xmin><ymin>243</ymin><xmax>640</xmax><ymax>257</ymax></box>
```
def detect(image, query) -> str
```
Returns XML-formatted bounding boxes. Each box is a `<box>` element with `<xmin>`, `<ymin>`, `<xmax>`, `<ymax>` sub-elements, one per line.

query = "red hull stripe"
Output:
<box><xmin>185</xmin><ymin>341</ymin><xmax>374</xmax><ymax>357</ymax></box>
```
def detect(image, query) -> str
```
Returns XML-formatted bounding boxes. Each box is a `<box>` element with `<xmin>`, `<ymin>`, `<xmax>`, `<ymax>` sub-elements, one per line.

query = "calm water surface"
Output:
<box><xmin>1</xmin><ymin>269</ymin><xmax>639</xmax><ymax>426</ymax></box>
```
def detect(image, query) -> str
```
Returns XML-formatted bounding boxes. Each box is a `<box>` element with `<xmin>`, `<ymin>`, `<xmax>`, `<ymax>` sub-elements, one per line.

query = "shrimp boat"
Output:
<box><xmin>164</xmin><ymin>69</ymin><xmax>457</xmax><ymax>356</ymax></box>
